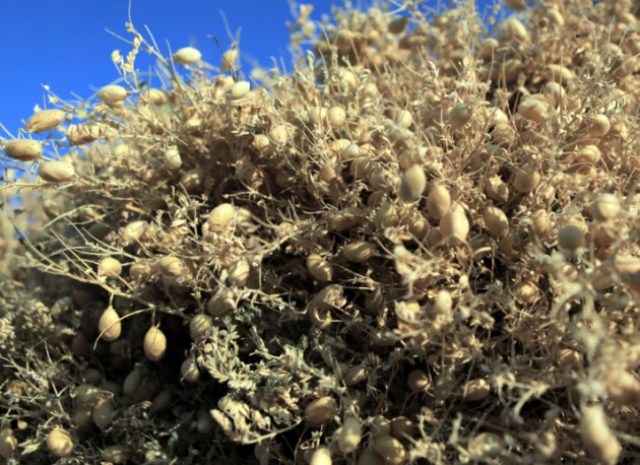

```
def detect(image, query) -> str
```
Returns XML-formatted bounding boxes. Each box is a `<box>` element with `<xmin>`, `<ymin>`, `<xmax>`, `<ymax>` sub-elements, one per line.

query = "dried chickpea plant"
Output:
<box><xmin>2</xmin><ymin>0</ymin><xmax>640</xmax><ymax>463</ymax></box>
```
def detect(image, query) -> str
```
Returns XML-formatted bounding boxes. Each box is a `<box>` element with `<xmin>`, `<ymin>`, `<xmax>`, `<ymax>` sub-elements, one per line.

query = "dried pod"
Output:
<box><xmin>229</xmin><ymin>80</ymin><xmax>251</xmax><ymax>99</ymax></box>
<box><xmin>121</xmin><ymin>220</ymin><xmax>147</xmax><ymax>243</ymax></box>
<box><xmin>207</xmin><ymin>289</ymin><xmax>235</xmax><ymax>316</ymax></box>
<box><xmin>305</xmin><ymin>396</ymin><xmax>338</xmax><ymax>427</ymax></box>
<box><xmin>544</xmin><ymin>64</ymin><xmax>576</xmax><ymax>84</ymax></box>
<box><xmin>72</xmin><ymin>405</ymin><xmax>94</xmax><ymax>431</ymax></box>
<box><xmin>399</xmin><ymin>165</ymin><xmax>426</xmax><ymax>203</ymax></box>
<box><xmin>40</xmin><ymin>160</ymin><xmax>75</xmax><ymax>182</ymax></box>
<box><xmin>307</xmin><ymin>254</ymin><xmax>333</xmax><ymax>282</ymax></box>
<box><xmin>228</xmin><ymin>260</ymin><xmax>250</xmax><ymax>287</ymax></box>
<box><xmin>143</xmin><ymin>327</ymin><xmax>167</xmax><ymax>362</ymax></box>
<box><xmin>518</xmin><ymin>95</ymin><xmax>550</xmax><ymax>123</ymax></box>
<box><xmin>500</xmin><ymin>18</ymin><xmax>529</xmax><ymax>42</ymax></box>
<box><xmin>0</xmin><ymin>429</ymin><xmax>17</xmax><ymax>459</ymax></box>
<box><xmin>395</xmin><ymin>110</ymin><xmax>413</xmax><ymax>129</ymax></box>
<box><xmin>558</xmin><ymin>223</ymin><xmax>585</xmax><ymax>251</ymax></box>
<box><xmin>101</xmin><ymin>445</ymin><xmax>132</xmax><ymax>464</ymax></box>
<box><xmin>556</xmin><ymin>348</ymin><xmax>581</xmax><ymax>369</ymax></box>
<box><xmin>513</xmin><ymin>165</ymin><xmax>541</xmax><ymax>193</ymax></box>
<box><xmin>174</xmin><ymin>46</ymin><xmax>202</xmax><ymax>64</ymax></box>
<box><xmin>98</xmin><ymin>84</ymin><xmax>128</xmax><ymax>105</ymax></box>
<box><xmin>338</xmin><ymin>417</ymin><xmax>363</xmax><ymax>454</ymax></box>
<box><xmin>4</xmin><ymin>139</ymin><xmax>42</xmax><ymax>161</ymax></box>
<box><xmin>604</xmin><ymin>368</ymin><xmax>640</xmax><ymax>405</ymax></box>
<box><xmin>269</xmin><ymin>124</ymin><xmax>289</xmax><ymax>145</ymax></box>
<box><xmin>483</xmin><ymin>206</ymin><xmax>509</xmax><ymax>238</ymax></box>
<box><xmin>463</xmin><ymin>378</ymin><xmax>491</xmax><ymax>401</ymax></box>
<box><xmin>408</xmin><ymin>369</ymin><xmax>430</xmax><ymax>393</ymax></box>
<box><xmin>328</xmin><ymin>106</ymin><xmax>347</xmax><ymax>129</ymax></box>
<box><xmin>484</xmin><ymin>176</ymin><xmax>509</xmax><ymax>202</ymax></box>
<box><xmin>26</xmin><ymin>109</ymin><xmax>65</xmax><ymax>133</ymax></box>
<box><xmin>531</xmin><ymin>209</ymin><xmax>551</xmax><ymax>236</ymax></box>
<box><xmin>98</xmin><ymin>257</ymin><xmax>122</xmax><ymax>278</ymax></box>
<box><xmin>222</xmin><ymin>48</ymin><xmax>239</xmax><ymax>70</ymax></box>
<box><xmin>163</xmin><ymin>146</ymin><xmax>182</xmax><ymax>170</ymax></box>
<box><xmin>190</xmin><ymin>313</ymin><xmax>213</xmax><ymax>342</ymax></box>
<box><xmin>310</xmin><ymin>447</ymin><xmax>332</xmax><ymax>465</ymax></box>
<box><xmin>155</xmin><ymin>256</ymin><xmax>187</xmax><ymax>277</ymax></box>
<box><xmin>450</xmin><ymin>103</ymin><xmax>473</xmax><ymax>129</ymax></box>
<box><xmin>47</xmin><ymin>428</ymin><xmax>74</xmax><ymax>458</ymax></box>
<box><xmin>207</xmin><ymin>203</ymin><xmax>236</xmax><ymax>232</ymax></box>
<box><xmin>427</xmin><ymin>184</ymin><xmax>451</xmax><ymax>219</ymax></box>
<box><xmin>98</xmin><ymin>306</ymin><xmax>122</xmax><ymax>342</ymax></box>
<box><xmin>576</xmin><ymin>145</ymin><xmax>601</xmax><ymax>165</ymax></box>
<box><xmin>390</xmin><ymin>417</ymin><xmax>416</xmax><ymax>441</ymax></box>
<box><xmin>373</xmin><ymin>435</ymin><xmax>407</xmax><ymax>465</ymax></box>
<box><xmin>343</xmin><ymin>241</ymin><xmax>376</xmax><ymax>263</ymax></box>
<box><xmin>343</xmin><ymin>365</ymin><xmax>367</xmax><ymax>386</ymax></box>
<box><xmin>374</xmin><ymin>203</ymin><xmax>400</xmax><ymax>230</ymax></box>
<box><xmin>439</xmin><ymin>203</ymin><xmax>470</xmax><ymax>243</ymax></box>
<box><xmin>504</xmin><ymin>0</ymin><xmax>526</xmax><ymax>9</ymax></box>
<box><xmin>181</xmin><ymin>356</ymin><xmax>201</xmax><ymax>383</ymax></box>
<box><xmin>93</xmin><ymin>398</ymin><xmax>115</xmax><ymax>430</ymax></box>
<box><xmin>592</xmin><ymin>193</ymin><xmax>621</xmax><ymax>221</ymax></box>
<box><xmin>580</xmin><ymin>405</ymin><xmax>621</xmax><ymax>465</ymax></box>
<box><xmin>587</xmin><ymin>114</ymin><xmax>611</xmax><ymax>137</ymax></box>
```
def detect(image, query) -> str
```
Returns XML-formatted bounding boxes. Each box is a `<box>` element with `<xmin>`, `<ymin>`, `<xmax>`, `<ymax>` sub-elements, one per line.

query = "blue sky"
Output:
<box><xmin>0</xmin><ymin>0</ymin><xmax>336</xmax><ymax>136</ymax></box>
<box><xmin>0</xmin><ymin>0</ymin><xmax>498</xmax><ymax>137</ymax></box>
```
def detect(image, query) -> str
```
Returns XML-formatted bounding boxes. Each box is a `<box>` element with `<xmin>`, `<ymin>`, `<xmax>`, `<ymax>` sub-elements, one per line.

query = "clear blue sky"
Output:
<box><xmin>0</xmin><ymin>0</ymin><xmax>497</xmax><ymax>136</ymax></box>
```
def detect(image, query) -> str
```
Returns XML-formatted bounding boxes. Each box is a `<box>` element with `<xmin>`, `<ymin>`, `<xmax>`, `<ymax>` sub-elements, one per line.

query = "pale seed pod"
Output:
<box><xmin>450</xmin><ymin>103</ymin><xmax>473</xmax><ymax>129</ymax></box>
<box><xmin>140</xmin><ymin>88</ymin><xmax>168</xmax><ymax>105</ymax></box>
<box><xmin>544</xmin><ymin>64</ymin><xmax>576</xmax><ymax>84</ymax></box>
<box><xmin>518</xmin><ymin>95</ymin><xmax>550</xmax><ymax>123</ymax></box>
<box><xmin>556</xmin><ymin>347</ymin><xmax>582</xmax><ymax>369</ymax></box>
<box><xmin>4</xmin><ymin>139</ymin><xmax>42</xmax><ymax>161</ymax></box>
<box><xmin>121</xmin><ymin>220</ymin><xmax>147</xmax><ymax>243</ymax></box>
<box><xmin>395</xmin><ymin>110</ymin><xmax>413</xmax><ymax>129</ymax></box>
<box><xmin>207</xmin><ymin>289</ymin><xmax>235</xmax><ymax>316</ymax></box>
<box><xmin>484</xmin><ymin>176</ymin><xmax>509</xmax><ymax>202</ymax></box>
<box><xmin>439</xmin><ymin>203</ymin><xmax>470</xmax><ymax>243</ymax></box>
<box><xmin>543</xmin><ymin>81</ymin><xmax>566</xmax><ymax>106</ymax></box>
<box><xmin>407</xmin><ymin>369</ymin><xmax>430</xmax><ymax>393</ymax></box>
<box><xmin>576</xmin><ymin>145</ymin><xmax>601</xmax><ymax>165</ymax></box>
<box><xmin>433</xmin><ymin>290</ymin><xmax>453</xmax><ymax>316</ymax></box>
<box><xmin>343</xmin><ymin>365</ymin><xmax>367</xmax><ymax>386</ymax></box>
<box><xmin>531</xmin><ymin>209</ymin><xmax>551</xmax><ymax>236</ymax></box>
<box><xmin>252</xmin><ymin>134</ymin><xmax>271</xmax><ymax>155</ymax></box>
<box><xmin>390</xmin><ymin>417</ymin><xmax>416</xmax><ymax>441</ymax></box>
<box><xmin>174</xmin><ymin>46</ymin><xmax>202</xmax><ymax>65</ymax></box>
<box><xmin>130</xmin><ymin>261</ymin><xmax>152</xmax><ymax>282</ymax></box>
<box><xmin>504</xmin><ymin>0</ymin><xmax>526</xmax><ymax>9</ymax></box>
<box><xmin>310</xmin><ymin>447</ymin><xmax>332</xmax><ymax>465</ymax></box>
<box><xmin>269</xmin><ymin>124</ymin><xmax>289</xmax><ymax>145</ymax></box>
<box><xmin>229</xmin><ymin>80</ymin><xmax>251</xmax><ymax>99</ymax></box>
<box><xmin>98</xmin><ymin>257</ymin><xmax>122</xmax><ymax>278</ymax></box>
<box><xmin>228</xmin><ymin>260</ymin><xmax>250</xmax><ymax>287</ymax></box>
<box><xmin>98</xmin><ymin>84</ymin><xmax>128</xmax><ymax>105</ymax></box>
<box><xmin>374</xmin><ymin>203</ymin><xmax>399</xmax><ymax>230</ymax></box>
<box><xmin>603</xmin><ymin>368</ymin><xmax>640</xmax><ymax>405</ymax></box>
<box><xmin>93</xmin><ymin>397</ymin><xmax>115</xmax><ymax>430</ymax></box>
<box><xmin>587</xmin><ymin>114</ymin><xmax>610</xmax><ymax>137</ymax></box>
<box><xmin>468</xmin><ymin>433</ymin><xmax>506</xmax><ymax>459</ymax></box>
<box><xmin>143</xmin><ymin>327</ymin><xmax>167</xmax><ymax>362</ymax></box>
<box><xmin>592</xmin><ymin>193</ymin><xmax>621</xmax><ymax>221</ymax></box>
<box><xmin>338</xmin><ymin>417</ymin><xmax>362</xmax><ymax>454</ymax></box>
<box><xmin>463</xmin><ymin>378</ymin><xmax>491</xmax><ymax>401</ymax></box>
<box><xmin>305</xmin><ymin>396</ymin><xmax>338</xmax><ymax>427</ymax></box>
<box><xmin>181</xmin><ymin>356</ymin><xmax>201</xmax><ymax>383</ymax></box>
<box><xmin>101</xmin><ymin>445</ymin><xmax>132</xmax><ymax>464</ymax></box>
<box><xmin>221</xmin><ymin>48</ymin><xmax>239</xmax><ymax>71</ymax></box>
<box><xmin>26</xmin><ymin>109</ymin><xmax>65</xmax><ymax>133</ymax></box>
<box><xmin>343</xmin><ymin>241</ymin><xmax>376</xmax><ymax>263</ymax></box>
<box><xmin>0</xmin><ymin>428</ymin><xmax>17</xmax><ymax>459</ymax></box>
<box><xmin>580</xmin><ymin>405</ymin><xmax>621</xmax><ymax>465</ymax></box>
<box><xmin>479</xmin><ymin>38</ymin><xmax>499</xmax><ymax>60</ymax></box>
<box><xmin>190</xmin><ymin>313</ymin><xmax>213</xmax><ymax>342</ymax></box>
<box><xmin>207</xmin><ymin>203</ymin><xmax>235</xmax><ymax>232</ymax></box>
<box><xmin>98</xmin><ymin>306</ymin><xmax>122</xmax><ymax>342</ymax></box>
<box><xmin>40</xmin><ymin>160</ymin><xmax>75</xmax><ymax>182</ymax></box>
<box><xmin>513</xmin><ymin>165</ymin><xmax>541</xmax><ymax>193</ymax></box>
<box><xmin>163</xmin><ymin>146</ymin><xmax>182</xmax><ymax>170</ymax></box>
<box><xmin>47</xmin><ymin>427</ymin><xmax>74</xmax><ymax>458</ymax></box>
<box><xmin>328</xmin><ymin>106</ymin><xmax>347</xmax><ymax>129</ymax></box>
<box><xmin>373</xmin><ymin>435</ymin><xmax>407</xmax><ymax>465</ymax></box>
<box><xmin>427</xmin><ymin>184</ymin><xmax>451</xmax><ymax>220</ymax></box>
<box><xmin>558</xmin><ymin>223</ymin><xmax>585</xmax><ymax>251</ymax></box>
<box><xmin>513</xmin><ymin>281</ymin><xmax>539</xmax><ymax>304</ymax></box>
<box><xmin>155</xmin><ymin>256</ymin><xmax>187</xmax><ymax>277</ymax></box>
<box><xmin>483</xmin><ymin>206</ymin><xmax>509</xmax><ymax>238</ymax></box>
<box><xmin>399</xmin><ymin>165</ymin><xmax>426</xmax><ymax>203</ymax></box>
<box><xmin>307</xmin><ymin>254</ymin><xmax>333</xmax><ymax>282</ymax></box>
<box><xmin>500</xmin><ymin>18</ymin><xmax>529</xmax><ymax>42</ymax></box>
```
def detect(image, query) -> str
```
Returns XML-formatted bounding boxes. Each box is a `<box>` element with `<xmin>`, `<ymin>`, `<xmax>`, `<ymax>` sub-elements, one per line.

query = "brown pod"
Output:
<box><xmin>93</xmin><ymin>398</ymin><xmax>115</xmax><ymax>430</ymax></box>
<box><xmin>305</xmin><ymin>396</ymin><xmax>338</xmax><ymax>427</ymax></box>
<box><xmin>306</xmin><ymin>254</ymin><xmax>333</xmax><ymax>282</ymax></box>
<box><xmin>26</xmin><ymin>109</ymin><xmax>65</xmax><ymax>133</ymax></box>
<box><xmin>4</xmin><ymin>139</ymin><xmax>42</xmax><ymax>161</ymax></box>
